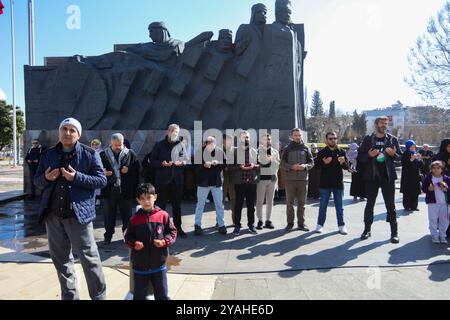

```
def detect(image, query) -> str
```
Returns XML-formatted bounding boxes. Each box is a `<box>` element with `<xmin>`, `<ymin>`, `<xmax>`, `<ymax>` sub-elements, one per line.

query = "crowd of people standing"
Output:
<box><xmin>30</xmin><ymin>116</ymin><xmax>449</xmax><ymax>300</ymax></box>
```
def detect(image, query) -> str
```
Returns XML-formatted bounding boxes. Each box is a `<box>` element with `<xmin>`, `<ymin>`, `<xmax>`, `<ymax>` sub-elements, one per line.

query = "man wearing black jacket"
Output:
<box><xmin>100</xmin><ymin>133</ymin><xmax>140</xmax><ymax>244</ymax></box>
<box><xmin>314</xmin><ymin>132</ymin><xmax>349</xmax><ymax>235</ymax></box>
<box><xmin>25</xmin><ymin>139</ymin><xmax>44</xmax><ymax>199</ymax></box>
<box><xmin>151</xmin><ymin>124</ymin><xmax>190</xmax><ymax>238</ymax></box>
<box><xmin>358</xmin><ymin>116</ymin><xmax>401</xmax><ymax>244</ymax></box>
<box><xmin>194</xmin><ymin>137</ymin><xmax>227</xmax><ymax>236</ymax></box>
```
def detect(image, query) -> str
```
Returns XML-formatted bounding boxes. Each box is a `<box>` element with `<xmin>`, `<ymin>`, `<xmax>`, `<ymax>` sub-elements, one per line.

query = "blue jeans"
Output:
<box><xmin>194</xmin><ymin>186</ymin><xmax>225</xmax><ymax>227</ymax></box>
<box><xmin>317</xmin><ymin>188</ymin><xmax>345</xmax><ymax>227</ymax></box>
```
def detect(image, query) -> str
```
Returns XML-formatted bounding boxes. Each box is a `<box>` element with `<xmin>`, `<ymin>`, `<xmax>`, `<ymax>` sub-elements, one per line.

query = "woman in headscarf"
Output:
<box><xmin>400</xmin><ymin>140</ymin><xmax>424</xmax><ymax>211</ymax></box>
<box><xmin>433</xmin><ymin>138</ymin><xmax>450</xmax><ymax>176</ymax></box>
<box><xmin>433</xmin><ymin>138</ymin><xmax>450</xmax><ymax>237</ymax></box>
<box><xmin>348</xmin><ymin>143</ymin><xmax>366</xmax><ymax>201</ymax></box>
<box><xmin>307</xmin><ymin>143</ymin><xmax>321</xmax><ymax>200</ymax></box>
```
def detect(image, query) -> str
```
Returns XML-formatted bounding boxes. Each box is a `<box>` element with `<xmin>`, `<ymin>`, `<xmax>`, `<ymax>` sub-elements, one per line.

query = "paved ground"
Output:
<box><xmin>0</xmin><ymin>183</ymin><xmax>449</xmax><ymax>300</ymax></box>
<box><xmin>0</xmin><ymin>164</ymin><xmax>25</xmax><ymax>203</ymax></box>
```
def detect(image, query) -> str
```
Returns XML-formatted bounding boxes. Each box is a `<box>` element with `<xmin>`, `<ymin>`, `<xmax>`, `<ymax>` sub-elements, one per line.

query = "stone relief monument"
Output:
<box><xmin>24</xmin><ymin>0</ymin><xmax>307</xmax><ymax>131</ymax></box>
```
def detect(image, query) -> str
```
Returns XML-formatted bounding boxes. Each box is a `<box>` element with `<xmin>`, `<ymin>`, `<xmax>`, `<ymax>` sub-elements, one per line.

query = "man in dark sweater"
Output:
<box><xmin>313</xmin><ymin>132</ymin><xmax>349</xmax><ymax>235</ymax></box>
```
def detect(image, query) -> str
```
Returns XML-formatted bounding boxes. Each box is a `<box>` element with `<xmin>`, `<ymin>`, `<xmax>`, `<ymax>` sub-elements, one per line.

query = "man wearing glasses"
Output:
<box><xmin>313</xmin><ymin>132</ymin><xmax>349</xmax><ymax>235</ymax></box>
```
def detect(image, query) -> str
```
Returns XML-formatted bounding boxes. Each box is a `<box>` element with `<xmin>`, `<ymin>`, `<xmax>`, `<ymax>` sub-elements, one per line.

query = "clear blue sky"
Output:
<box><xmin>0</xmin><ymin>0</ymin><xmax>447</xmax><ymax>114</ymax></box>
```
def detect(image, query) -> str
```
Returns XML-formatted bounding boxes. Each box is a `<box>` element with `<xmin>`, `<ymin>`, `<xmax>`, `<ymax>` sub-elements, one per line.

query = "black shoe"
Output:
<box><xmin>265</xmin><ymin>220</ymin><xmax>275</xmax><ymax>229</ymax></box>
<box><xmin>178</xmin><ymin>230</ymin><xmax>188</xmax><ymax>238</ymax></box>
<box><xmin>391</xmin><ymin>235</ymin><xmax>400</xmax><ymax>244</ymax></box>
<box><xmin>298</xmin><ymin>224</ymin><xmax>310</xmax><ymax>232</ymax></box>
<box><xmin>218</xmin><ymin>226</ymin><xmax>228</xmax><ymax>235</ymax></box>
<box><xmin>412</xmin><ymin>208</ymin><xmax>420</xmax><ymax>212</ymax></box>
<box><xmin>233</xmin><ymin>226</ymin><xmax>241</xmax><ymax>236</ymax></box>
<box><xmin>360</xmin><ymin>231</ymin><xmax>371</xmax><ymax>240</ymax></box>
<box><xmin>194</xmin><ymin>225</ymin><xmax>203</xmax><ymax>236</ymax></box>
<box><xmin>248</xmin><ymin>226</ymin><xmax>258</xmax><ymax>235</ymax></box>
<box><xmin>256</xmin><ymin>221</ymin><xmax>264</xmax><ymax>230</ymax></box>
<box><xmin>285</xmin><ymin>223</ymin><xmax>294</xmax><ymax>232</ymax></box>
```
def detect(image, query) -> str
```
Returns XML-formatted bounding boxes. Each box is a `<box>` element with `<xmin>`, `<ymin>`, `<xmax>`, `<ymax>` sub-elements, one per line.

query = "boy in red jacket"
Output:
<box><xmin>125</xmin><ymin>183</ymin><xmax>177</xmax><ymax>300</ymax></box>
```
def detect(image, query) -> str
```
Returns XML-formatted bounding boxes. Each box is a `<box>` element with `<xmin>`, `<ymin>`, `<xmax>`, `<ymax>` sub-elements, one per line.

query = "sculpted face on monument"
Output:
<box><xmin>275</xmin><ymin>0</ymin><xmax>293</xmax><ymax>25</ymax></box>
<box><xmin>218</xmin><ymin>29</ymin><xmax>233</xmax><ymax>53</ymax></box>
<box><xmin>148</xmin><ymin>22</ymin><xmax>171</xmax><ymax>44</ymax></box>
<box><xmin>251</xmin><ymin>3</ymin><xmax>267</xmax><ymax>25</ymax></box>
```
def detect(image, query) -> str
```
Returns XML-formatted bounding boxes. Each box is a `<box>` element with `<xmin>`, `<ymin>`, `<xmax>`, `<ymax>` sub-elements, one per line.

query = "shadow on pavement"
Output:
<box><xmin>279</xmin><ymin>238</ymin><xmax>389</xmax><ymax>278</ymax></box>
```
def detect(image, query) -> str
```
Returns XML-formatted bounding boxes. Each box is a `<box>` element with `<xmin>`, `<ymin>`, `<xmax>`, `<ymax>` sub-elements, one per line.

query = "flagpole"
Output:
<box><xmin>10</xmin><ymin>0</ymin><xmax>17</xmax><ymax>167</ymax></box>
<box><xmin>28</xmin><ymin>0</ymin><xmax>35</xmax><ymax>66</ymax></box>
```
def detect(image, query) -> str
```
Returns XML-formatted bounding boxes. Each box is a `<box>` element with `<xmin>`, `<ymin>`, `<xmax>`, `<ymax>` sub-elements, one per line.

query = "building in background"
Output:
<box><xmin>362</xmin><ymin>101</ymin><xmax>449</xmax><ymax>146</ymax></box>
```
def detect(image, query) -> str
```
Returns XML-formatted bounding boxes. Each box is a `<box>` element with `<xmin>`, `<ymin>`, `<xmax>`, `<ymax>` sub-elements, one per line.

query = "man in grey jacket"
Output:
<box><xmin>282</xmin><ymin>128</ymin><xmax>314</xmax><ymax>232</ymax></box>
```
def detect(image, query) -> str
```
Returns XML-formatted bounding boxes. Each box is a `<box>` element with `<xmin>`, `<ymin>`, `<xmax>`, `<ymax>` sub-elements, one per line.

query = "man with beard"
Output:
<box><xmin>358</xmin><ymin>116</ymin><xmax>401</xmax><ymax>243</ymax></box>
<box><xmin>151</xmin><ymin>124</ymin><xmax>190</xmax><ymax>238</ymax></box>
<box><xmin>100</xmin><ymin>133</ymin><xmax>140</xmax><ymax>245</ymax></box>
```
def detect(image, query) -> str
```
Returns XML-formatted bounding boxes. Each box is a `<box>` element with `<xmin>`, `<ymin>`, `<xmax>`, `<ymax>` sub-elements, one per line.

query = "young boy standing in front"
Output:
<box><xmin>422</xmin><ymin>161</ymin><xmax>450</xmax><ymax>244</ymax></box>
<box><xmin>125</xmin><ymin>183</ymin><xmax>177</xmax><ymax>300</ymax></box>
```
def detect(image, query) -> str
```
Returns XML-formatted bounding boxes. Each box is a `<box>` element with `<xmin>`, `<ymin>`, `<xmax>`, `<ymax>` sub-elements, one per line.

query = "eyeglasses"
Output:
<box><xmin>328</xmin><ymin>138</ymin><xmax>338</xmax><ymax>141</ymax></box>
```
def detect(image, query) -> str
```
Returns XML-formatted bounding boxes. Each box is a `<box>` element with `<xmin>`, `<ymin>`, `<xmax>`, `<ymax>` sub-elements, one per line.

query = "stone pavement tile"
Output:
<box><xmin>0</xmin><ymin>263</ymin><xmax>59</xmax><ymax>299</ymax></box>
<box><xmin>0</xmin><ymin>263</ymin><xmax>130</xmax><ymax>300</ymax></box>
<box><xmin>211</xmin><ymin>278</ymin><xmax>236</xmax><ymax>300</ymax></box>
<box><xmin>377</xmin><ymin>267</ymin><xmax>450</xmax><ymax>300</ymax></box>
<box><xmin>167</xmin><ymin>273</ymin><xmax>188</xmax><ymax>298</ymax></box>
<box><xmin>288</xmin><ymin>271</ymin><xmax>352</xmax><ymax>300</ymax></box>
<box><xmin>233</xmin><ymin>278</ymin><xmax>272</xmax><ymax>300</ymax></box>
<box><xmin>173</xmin><ymin>275</ymin><xmax>217</xmax><ymax>300</ymax></box>
<box><xmin>265</xmin><ymin>276</ymin><xmax>310</xmax><ymax>300</ymax></box>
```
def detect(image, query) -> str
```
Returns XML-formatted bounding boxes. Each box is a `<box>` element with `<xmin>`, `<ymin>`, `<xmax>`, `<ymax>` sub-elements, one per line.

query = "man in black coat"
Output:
<box><xmin>25</xmin><ymin>139</ymin><xmax>44</xmax><ymax>199</ymax></box>
<box><xmin>150</xmin><ymin>124</ymin><xmax>190</xmax><ymax>238</ymax></box>
<box><xmin>358</xmin><ymin>116</ymin><xmax>401</xmax><ymax>244</ymax></box>
<box><xmin>100</xmin><ymin>133</ymin><xmax>140</xmax><ymax>244</ymax></box>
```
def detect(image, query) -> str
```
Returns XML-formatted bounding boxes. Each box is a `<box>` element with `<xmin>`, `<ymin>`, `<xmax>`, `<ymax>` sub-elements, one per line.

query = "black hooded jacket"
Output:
<box><xmin>433</xmin><ymin>138</ymin><xmax>450</xmax><ymax>176</ymax></box>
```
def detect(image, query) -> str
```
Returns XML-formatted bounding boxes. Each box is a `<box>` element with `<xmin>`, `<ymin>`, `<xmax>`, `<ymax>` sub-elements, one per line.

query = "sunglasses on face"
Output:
<box><xmin>328</xmin><ymin>138</ymin><xmax>338</xmax><ymax>141</ymax></box>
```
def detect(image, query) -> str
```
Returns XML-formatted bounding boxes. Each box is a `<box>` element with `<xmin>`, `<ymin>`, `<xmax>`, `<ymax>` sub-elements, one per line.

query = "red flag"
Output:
<box><xmin>0</xmin><ymin>0</ymin><xmax>4</xmax><ymax>15</ymax></box>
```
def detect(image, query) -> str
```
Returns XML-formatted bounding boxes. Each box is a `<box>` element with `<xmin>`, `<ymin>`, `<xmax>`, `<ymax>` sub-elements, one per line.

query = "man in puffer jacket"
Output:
<box><xmin>34</xmin><ymin>118</ymin><xmax>107</xmax><ymax>300</ymax></box>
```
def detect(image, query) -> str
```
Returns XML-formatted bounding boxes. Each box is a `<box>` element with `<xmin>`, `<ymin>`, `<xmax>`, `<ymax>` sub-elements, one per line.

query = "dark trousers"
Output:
<box><xmin>104</xmin><ymin>187</ymin><xmax>132</xmax><ymax>241</ymax></box>
<box><xmin>29</xmin><ymin>167</ymin><xmax>37</xmax><ymax>196</ymax></box>
<box><xmin>402</xmin><ymin>192</ymin><xmax>419</xmax><ymax>210</ymax></box>
<box><xmin>364</xmin><ymin>178</ymin><xmax>398</xmax><ymax>231</ymax></box>
<box><xmin>234</xmin><ymin>184</ymin><xmax>257</xmax><ymax>228</ymax></box>
<box><xmin>155</xmin><ymin>182</ymin><xmax>184</xmax><ymax>230</ymax></box>
<box><xmin>133</xmin><ymin>270</ymin><xmax>169</xmax><ymax>300</ymax></box>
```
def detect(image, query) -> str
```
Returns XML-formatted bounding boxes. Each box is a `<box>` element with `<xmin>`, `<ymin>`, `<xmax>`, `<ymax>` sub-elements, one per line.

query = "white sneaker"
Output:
<box><xmin>440</xmin><ymin>237</ymin><xmax>448</xmax><ymax>244</ymax></box>
<box><xmin>314</xmin><ymin>225</ymin><xmax>323</xmax><ymax>234</ymax></box>
<box><xmin>338</xmin><ymin>226</ymin><xmax>348</xmax><ymax>235</ymax></box>
<box><xmin>432</xmin><ymin>236</ymin><xmax>440</xmax><ymax>243</ymax></box>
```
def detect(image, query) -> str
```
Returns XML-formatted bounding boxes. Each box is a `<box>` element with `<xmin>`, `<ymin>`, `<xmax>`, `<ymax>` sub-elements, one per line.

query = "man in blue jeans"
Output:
<box><xmin>314</xmin><ymin>132</ymin><xmax>350</xmax><ymax>235</ymax></box>
<box><xmin>193</xmin><ymin>136</ymin><xmax>227</xmax><ymax>235</ymax></box>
